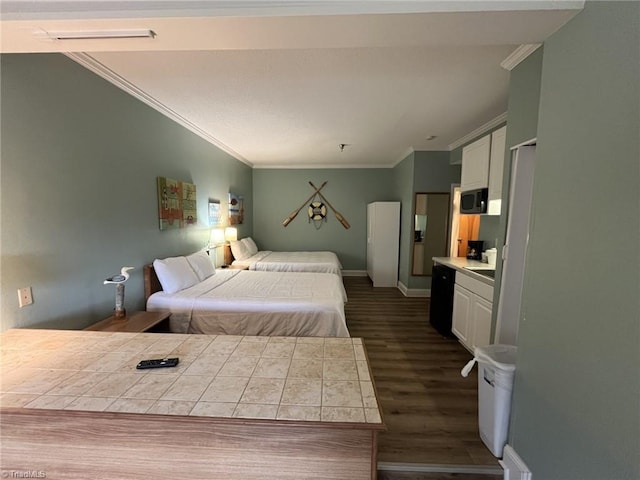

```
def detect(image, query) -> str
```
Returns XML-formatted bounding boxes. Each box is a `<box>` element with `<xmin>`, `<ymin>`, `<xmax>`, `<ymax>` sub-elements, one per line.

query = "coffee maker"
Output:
<box><xmin>467</xmin><ymin>240</ymin><xmax>484</xmax><ymax>260</ymax></box>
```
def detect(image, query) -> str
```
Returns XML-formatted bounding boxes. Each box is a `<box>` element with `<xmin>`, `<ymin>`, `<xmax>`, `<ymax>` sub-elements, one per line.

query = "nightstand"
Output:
<box><xmin>85</xmin><ymin>310</ymin><xmax>171</xmax><ymax>333</ymax></box>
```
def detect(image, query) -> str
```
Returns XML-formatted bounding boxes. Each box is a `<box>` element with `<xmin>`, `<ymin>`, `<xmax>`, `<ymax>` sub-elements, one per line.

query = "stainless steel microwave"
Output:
<box><xmin>460</xmin><ymin>188</ymin><xmax>488</xmax><ymax>214</ymax></box>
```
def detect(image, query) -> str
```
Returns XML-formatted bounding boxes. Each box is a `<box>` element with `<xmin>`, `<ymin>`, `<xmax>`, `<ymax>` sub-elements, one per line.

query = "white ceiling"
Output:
<box><xmin>0</xmin><ymin>1</ymin><xmax>583</xmax><ymax>168</ymax></box>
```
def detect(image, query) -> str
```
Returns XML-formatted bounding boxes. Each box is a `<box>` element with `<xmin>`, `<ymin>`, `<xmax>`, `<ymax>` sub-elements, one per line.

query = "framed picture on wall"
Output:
<box><xmin>182</xmin><ymin>181</ymin><xmax>197</xmax><ymax>227</ymax></box>
<box><xmin>157</xmin><ymin>176</ymin><xmax>197</xmax><ymax>230</ymax></box>
<box><xmin>228</xmin><ymin>193</ymin><xmax>244</xmax><ymax>225</ymax></box>
<box><xmin>157</xmin><ymin>176</ymin><xmax>182</xmax><ymax>230</ymax></box>
<box><xmin>208</xmin><ymin>200</ymin><xmax>221</xmax><ymax>226</ymax></box>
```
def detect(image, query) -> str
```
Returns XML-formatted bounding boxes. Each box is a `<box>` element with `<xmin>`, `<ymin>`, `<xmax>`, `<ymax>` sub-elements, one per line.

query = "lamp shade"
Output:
<box><xmin>225</xmin><ymin>227</ymin><xmax>238</xmax><ymax>242</ymax></box>
<box><xmin>210</xmin><ymin>228</ymin><xmax>225</xmax><ymax>246</ymax></box>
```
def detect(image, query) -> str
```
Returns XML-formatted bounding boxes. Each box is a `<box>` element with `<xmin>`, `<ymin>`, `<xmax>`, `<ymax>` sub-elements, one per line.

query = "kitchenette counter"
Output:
<box><xmin>0</xmin><ymin>329</ymin><xmax>384</xmax><ymax>479</ymax></box>
<box><xmin>432</xmin><ymin>256</ymin><xmax>495</xmax><ymax>286</ymax></box>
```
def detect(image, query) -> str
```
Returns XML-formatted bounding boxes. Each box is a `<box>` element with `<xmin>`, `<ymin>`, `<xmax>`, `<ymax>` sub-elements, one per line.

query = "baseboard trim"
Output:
<box><xmin>397</xmin><ymin>282</ymin><xmax>430</xmax><ymax>297</ymax></box>
<box><xmin>378</xmin><ymin>462</ymin><xmax>503</xmax><ymax>475</ymax></box>
<box><xmin>342</xmin><ymin>270</ymin><xmax>367</xmax><ymax>277</ymax></box>
<box><xmin>499</xmin><ymin>445</ymin><xmax>532</xmax><ymax>480</ymax></box>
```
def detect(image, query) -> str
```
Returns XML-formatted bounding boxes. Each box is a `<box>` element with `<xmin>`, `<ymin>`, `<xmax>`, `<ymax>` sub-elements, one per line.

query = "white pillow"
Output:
<box><xmin>153</xmin><ymin>256</ymin><xmax>200</xmax><ymax>294</ymax></box>
<box><xmin>242</xmin><ymin>237</ymin><xmax>259</xmax><ymax>256</ymax></box>
<box><xmin>230</xmin><ymin>240</ymin><xmax>250</xmax><ymax>261</ymax></box>
<box><xmin>185</xmin><ymin>250</ymin><xmax>215</xmax><ymax>281</ymax></box>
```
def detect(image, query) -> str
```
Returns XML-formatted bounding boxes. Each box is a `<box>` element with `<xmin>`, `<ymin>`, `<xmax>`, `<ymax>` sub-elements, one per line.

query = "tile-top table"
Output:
<box><xmin>0</xmin><ymin>329</ymin><xmax>385</xmax><ymax>480</ymax></box>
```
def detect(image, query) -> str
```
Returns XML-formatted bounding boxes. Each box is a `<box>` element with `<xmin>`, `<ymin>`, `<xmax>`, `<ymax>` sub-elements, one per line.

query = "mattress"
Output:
<box><xmin>232</xmin><ymin>251</ymin><xmax>342</xmax><ymax>275</ymax></box>
<box><xmin>147</xmin><ymin>269</ymin><xmax>349</xmax><ymax>337</ymax></box>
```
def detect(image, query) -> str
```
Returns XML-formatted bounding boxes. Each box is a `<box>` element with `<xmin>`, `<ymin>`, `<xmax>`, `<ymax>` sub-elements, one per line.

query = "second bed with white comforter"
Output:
<box><xmin>232</xmin><ymin>250</ymin><xmax>342</xmax><ymax>275</ymax></box>
<box><xmin>147</xmin><ymin>269</ymin><xmax>348</xmax><ymax>337</ymax></box>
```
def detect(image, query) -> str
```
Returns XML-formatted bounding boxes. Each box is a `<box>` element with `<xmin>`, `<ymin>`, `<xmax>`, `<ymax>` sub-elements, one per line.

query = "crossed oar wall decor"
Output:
<box><xmin>282</xmin><ymin>181</ymin><xmax>351</xmax><ymax>229</ymax></box>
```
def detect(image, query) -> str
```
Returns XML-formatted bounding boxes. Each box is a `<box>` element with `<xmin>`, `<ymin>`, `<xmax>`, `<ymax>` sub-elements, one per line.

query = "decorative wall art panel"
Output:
<box><xmin>182</xmin><ymin>181</ymin><xmax>197</xmax><ymax>227</ymax></box>
<box><xmin>228</xmin><ymin>192</ymin><xmax>244</xmax><ymax>225</ymax></box>
<box><xmin>208</xmin><ymin>200</ymin><xmax>222</xmax><ymax>226</ymax></box>
<box><xmin>157</xmin><ymin>176</ymin><xmax>197</xmax><ymax>230</ymax></box>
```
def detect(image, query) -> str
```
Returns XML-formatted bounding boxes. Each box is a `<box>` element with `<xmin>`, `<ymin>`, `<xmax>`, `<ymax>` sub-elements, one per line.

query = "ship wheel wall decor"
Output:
<box><xmin>281</xmin><ymin>181</ymin><xmax>350</xmax><ymax>229</ymax></box>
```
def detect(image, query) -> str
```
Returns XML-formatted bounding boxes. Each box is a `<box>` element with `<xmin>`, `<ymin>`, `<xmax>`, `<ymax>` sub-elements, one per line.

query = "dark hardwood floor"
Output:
<box><xmin>343</xmin><ymin>276</ymin><xmax>501</xmax><ymax>478</ymax></box>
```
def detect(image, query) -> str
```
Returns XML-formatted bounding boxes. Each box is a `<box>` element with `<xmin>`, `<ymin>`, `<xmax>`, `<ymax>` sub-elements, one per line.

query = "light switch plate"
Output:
<box><xmin>18</xmin><ymin>287</ymin><xmax>33</xmax><ymax>307</ymax></box>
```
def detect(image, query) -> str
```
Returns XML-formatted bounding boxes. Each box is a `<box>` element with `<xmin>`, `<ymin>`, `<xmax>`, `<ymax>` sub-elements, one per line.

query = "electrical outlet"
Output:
<box><xmin>18</xmin><ymin>287</ymin><xmax>33</xmax><ymax>307</ymax></box>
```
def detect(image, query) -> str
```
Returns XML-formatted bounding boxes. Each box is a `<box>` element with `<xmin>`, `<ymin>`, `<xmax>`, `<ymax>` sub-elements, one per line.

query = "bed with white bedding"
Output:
<box><xmin>228</xmin><ymin>237</ymin><xmax>342</xmax><ymax>276</ymax></box>
<box><xmin>232</xmin><ymin>250</ymin><xmax>342</xmax><ymax>275</ymax></box>
<box><xmin>145</xmin><ymin>261</ymin><xmax>349</xmax><ymax>337</ymax></box>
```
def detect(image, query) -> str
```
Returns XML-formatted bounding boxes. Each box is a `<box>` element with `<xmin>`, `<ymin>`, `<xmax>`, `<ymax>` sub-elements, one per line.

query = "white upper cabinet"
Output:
<box><xmin>461</xmin><ymin>134</ymin><xmax>491</xmax><ymax>191</ymax></box>
<box><xmin>487</xmin><ymin>125</ymin><xmax>507</xmax><ymax>216</ymax></box>
<box><xmin>460</xmin><ymin>124</ymin><xmax>507</xmax><ymax>216</ymax></box>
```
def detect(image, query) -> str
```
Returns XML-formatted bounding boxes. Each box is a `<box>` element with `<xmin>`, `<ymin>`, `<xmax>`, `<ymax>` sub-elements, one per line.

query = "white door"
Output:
<box><xmin>495</xmin><ymin>144</ymin><xmax>536</xmax><ymax>345</ymax></box>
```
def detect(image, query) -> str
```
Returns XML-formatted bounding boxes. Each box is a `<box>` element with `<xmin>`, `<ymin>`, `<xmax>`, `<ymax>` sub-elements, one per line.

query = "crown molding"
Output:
<box><xmin>448</xmin><ymin>112</ymin><xmax>507</xmax><ymax>151</ymax></box>
<box><xmin>2</xmin><ymin>1</ymin><xmax>585</xmax><ymax>21</ymax></box>
<box><xmin>253</xmin><ymin>163</ymin><xmax>393</xmax><ymax>169</ymax></box>
<box><xmin>500</xmin><ymin>44</ymin><xmax>542</xmax><ymax>71</ymax></box>
<box><xmin>65</xmin><ymin>52</ymin><xmax>252</xmax><ymax>167</ymax></box>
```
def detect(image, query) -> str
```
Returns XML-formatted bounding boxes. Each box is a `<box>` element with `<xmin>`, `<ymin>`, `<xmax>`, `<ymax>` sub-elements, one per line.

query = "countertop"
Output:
<box><xmin>432</xmin><ymin>256</ymin><xmax>495</xmax><ymax>286</ymax></box>
<box><xmin>0</xmin><ymin>329</ymin><xmax>383</xmax><ymax>426</ymax></box>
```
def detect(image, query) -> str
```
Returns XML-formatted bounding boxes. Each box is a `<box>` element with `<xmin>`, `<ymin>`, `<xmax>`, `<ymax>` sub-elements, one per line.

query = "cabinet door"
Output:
<box><xmin>461</xmin><ymin>134</ymin><xmax>491</xmax><ymax>191</ymax></box>
<box><xmin>452</xmin><ymin>285</ymin><xmax>472</xmax><ymax>349</ymax></box>
<box><xmin>471</xmin><ymin>296</ymin><xmax>493</xmax><ymax>349</ymax></box>
<box><xmin>487</xmin><ymin>125</ymin><xmax>507</xmax><ymax>215</ymax></box>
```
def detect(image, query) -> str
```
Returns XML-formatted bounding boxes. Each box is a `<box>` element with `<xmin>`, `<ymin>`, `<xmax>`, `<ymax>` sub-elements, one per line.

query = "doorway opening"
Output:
<box><xmin>449</xmin><ymin>186</ymin><xmax>480</xmax><ymax>257</ymax></box>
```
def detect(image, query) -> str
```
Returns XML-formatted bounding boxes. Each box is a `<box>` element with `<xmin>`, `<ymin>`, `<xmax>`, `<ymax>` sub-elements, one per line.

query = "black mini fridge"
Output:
<box><xmin>429</xmin><ymin>264</ymin><xmax>456</xmax><ymax>337</ymax></box>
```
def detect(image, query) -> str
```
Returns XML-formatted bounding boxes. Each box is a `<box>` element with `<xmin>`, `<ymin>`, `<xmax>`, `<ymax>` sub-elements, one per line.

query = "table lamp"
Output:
<box><xmin>225</xmin><ymin>227</ymin><xmax>238</xmax><ymax>242</ymax></box>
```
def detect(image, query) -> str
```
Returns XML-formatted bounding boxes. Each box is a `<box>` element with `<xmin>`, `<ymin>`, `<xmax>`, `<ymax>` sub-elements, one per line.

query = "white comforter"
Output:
<box><xmin>147</xmin><ymin>269</ymin><xmax>349</xmax><ymax>337</ymax></box>
<box><xmin>232</xmin><ymin>251</ymin><xmax>342</xmax><ymax>276</ymax></box>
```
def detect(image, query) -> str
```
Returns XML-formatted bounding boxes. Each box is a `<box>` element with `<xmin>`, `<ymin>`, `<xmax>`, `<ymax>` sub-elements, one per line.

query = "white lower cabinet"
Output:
<box><xmin>470</xmin><ymin>295</ymin><xmax>492</xmax><ymax>349</ymax></box>
<box><xmin>452</xmin><ymin>273</ymin><xmax>493</xmax><ymax>351</ymax></box>
<box><xmin>452</xmin><ymin>285</ymin><xmax>472</xmax><ymax>346</ymax></box>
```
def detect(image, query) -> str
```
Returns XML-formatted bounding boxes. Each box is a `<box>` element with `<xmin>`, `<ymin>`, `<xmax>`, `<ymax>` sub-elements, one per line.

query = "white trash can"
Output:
<box><xmin>461</xmin><ymin>344</ymin><xmax>517</xmax><ymax>458</ymax></box>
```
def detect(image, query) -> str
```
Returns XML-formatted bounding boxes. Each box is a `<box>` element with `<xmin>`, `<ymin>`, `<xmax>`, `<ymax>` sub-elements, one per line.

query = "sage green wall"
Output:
<box><xmin>490</xmin><ymin>46</ymin><xmax>544</xmax><ymax>332</ymax></box>
<box><xmin>409</xmin><ymin>151</ymin><xmax>461</xmax><ymax>289</ymax></box>
<box><xmin>0</xmin><ymin>54</ymin><xmax>252</xmax><ymax>331</ymax></box>
<box><xmin>251</xmin><ymin>154</ymin><xmax>457</xmax><ymax>289</ymax></box>
<box><xmin>393</xmin><ymin>153</ymin><xmax>415</xmax><ymax>287</ymax></box>
<box><xmin>508</xmin><ymin>3</ymin><xmax>639</xmax><ymax>479</ymax></box>
<box><xmin>504</xmin><ymin>47</ymin><xmax>543</xmax><ymax>148</ymax></box>
<box><xmin>252</xmin><ymin>168</ymin><xmax>395</xmax><ymax>270</ymax></box>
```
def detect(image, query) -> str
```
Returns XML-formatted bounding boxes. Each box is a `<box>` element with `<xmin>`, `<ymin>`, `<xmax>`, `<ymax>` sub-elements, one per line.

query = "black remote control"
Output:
<box><xmin>136</xmin><ymin>357</ymin><xmax>179</xmax><ymax>369</ymax></box>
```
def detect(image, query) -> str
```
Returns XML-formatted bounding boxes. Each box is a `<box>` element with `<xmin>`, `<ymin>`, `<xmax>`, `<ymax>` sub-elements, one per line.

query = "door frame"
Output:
<box><xmin>449</xmin><ymin>184</ymin><xmax>461</xmax><ymax>257</ymax></box>
<box><xmin>494</xmin><ymin>139</ymin><xmax>537</xmax><ymax>345</ymax></box>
